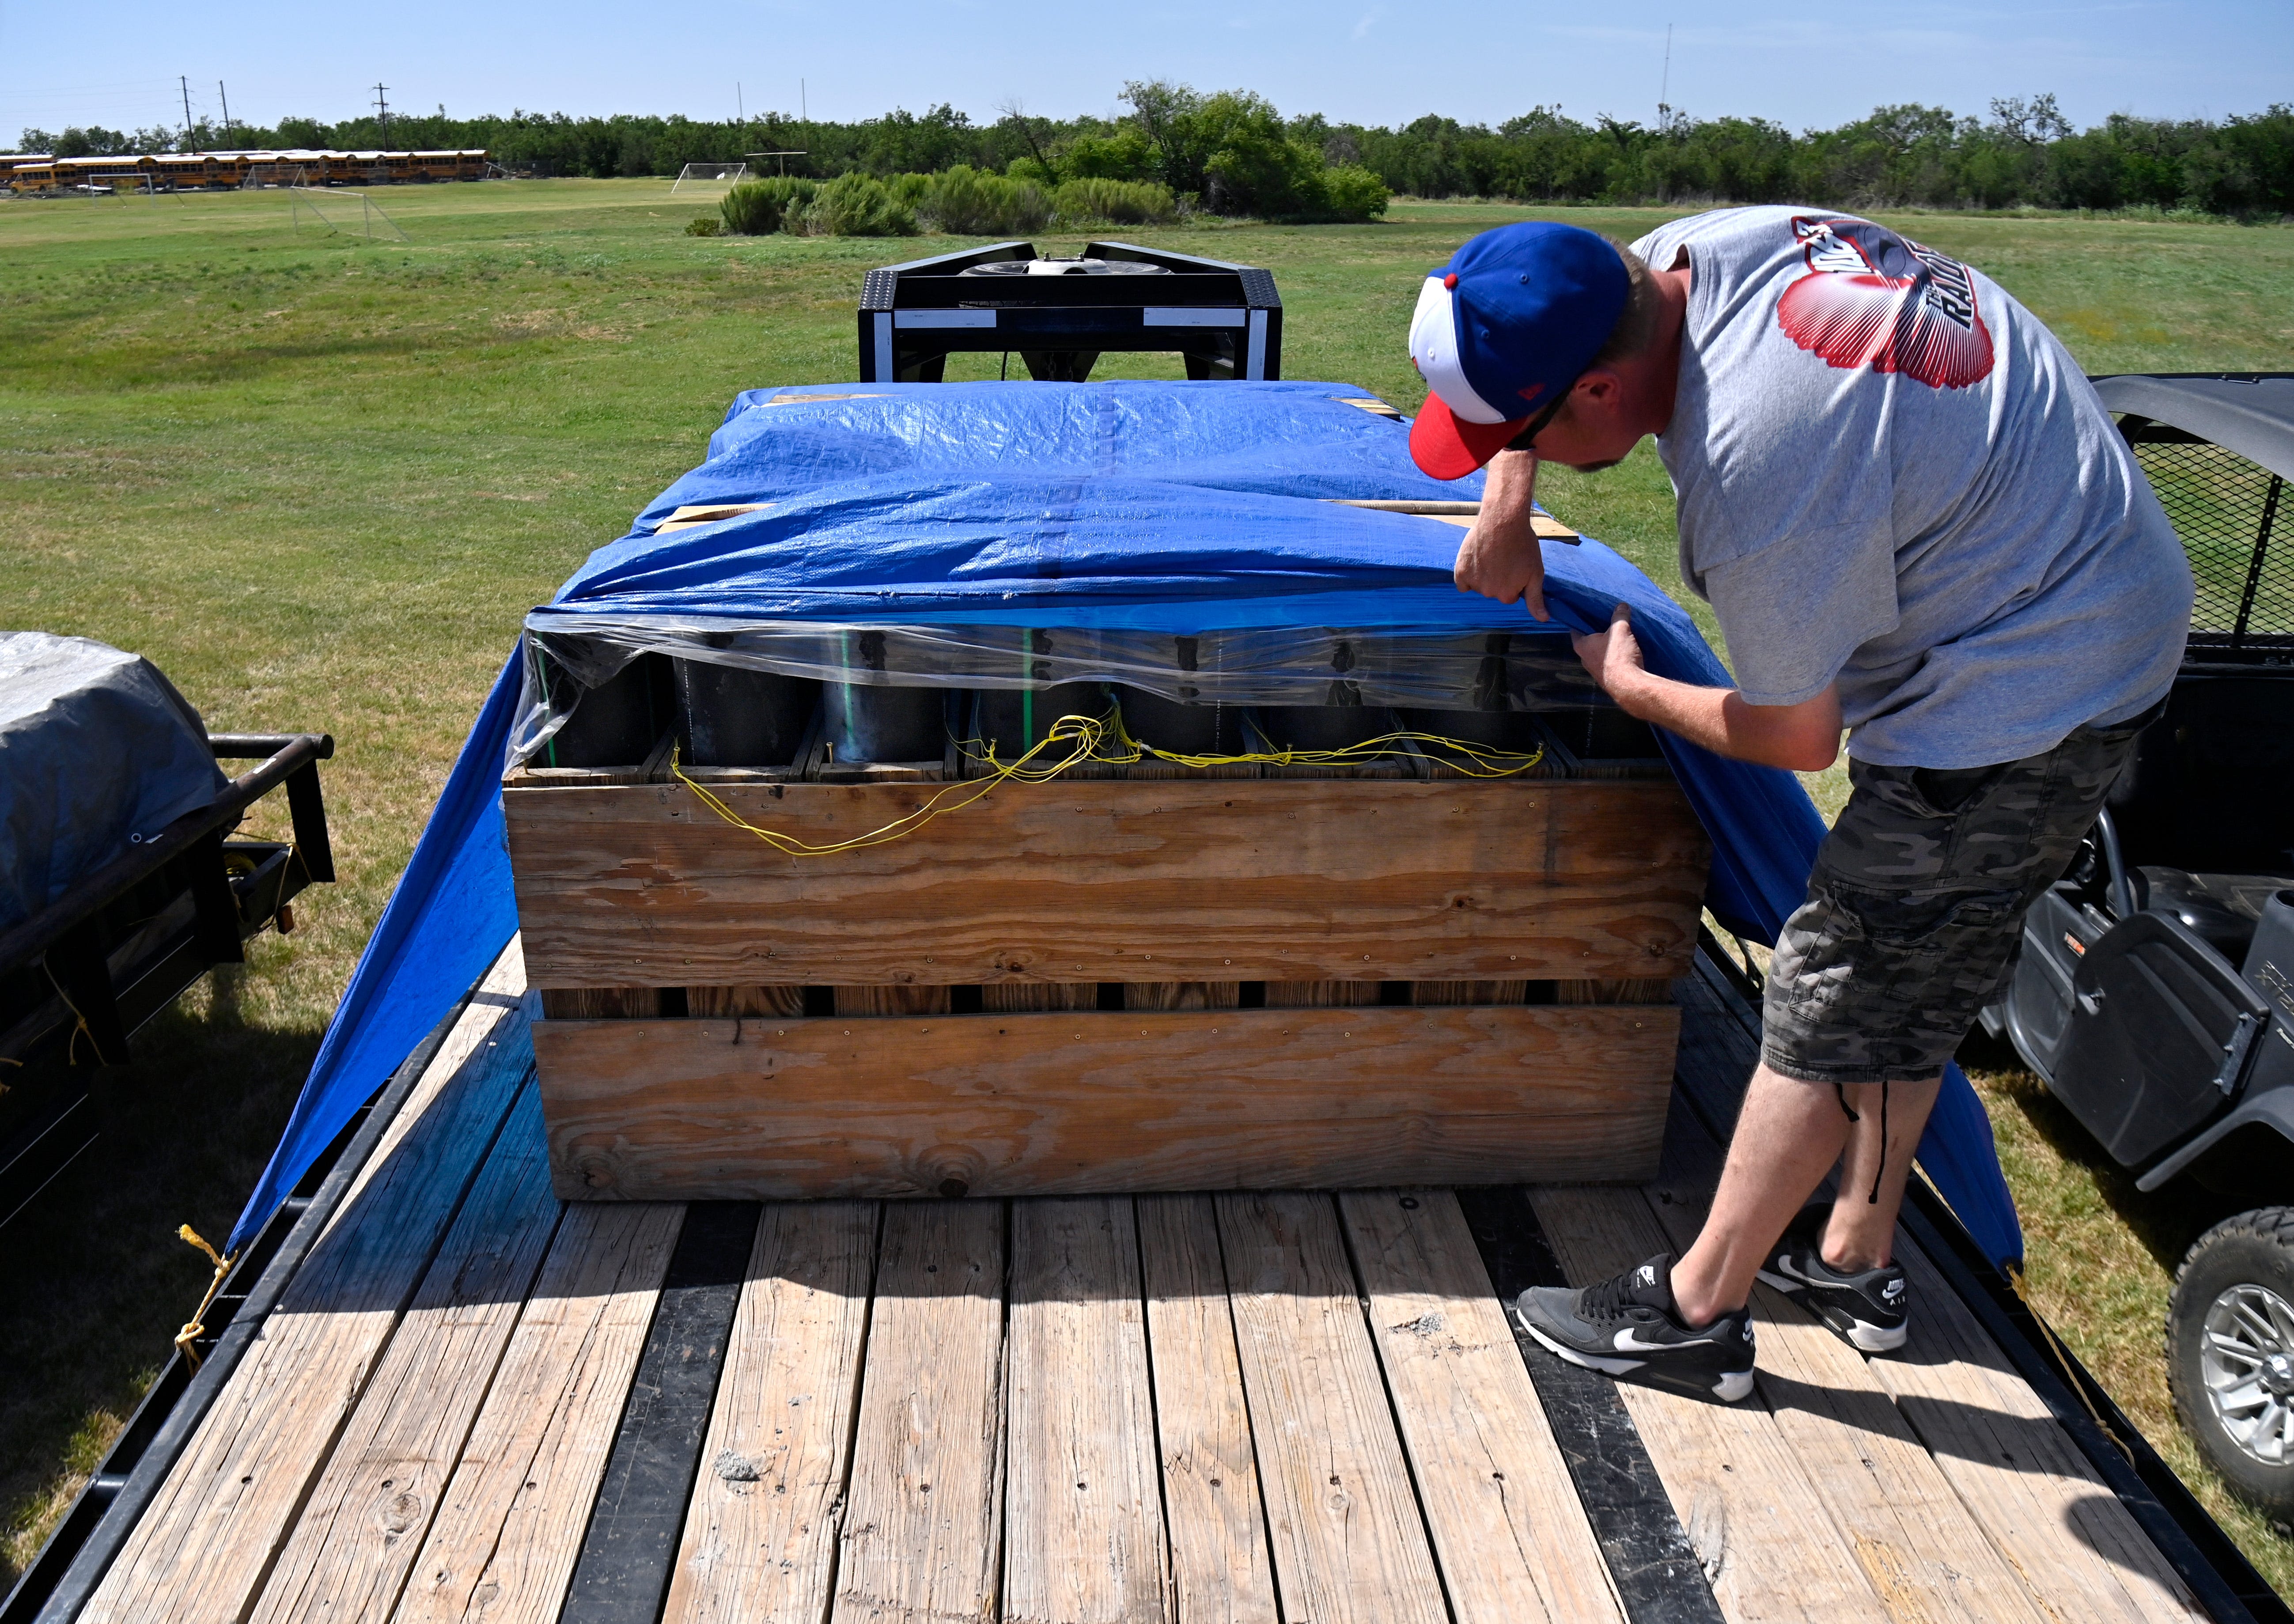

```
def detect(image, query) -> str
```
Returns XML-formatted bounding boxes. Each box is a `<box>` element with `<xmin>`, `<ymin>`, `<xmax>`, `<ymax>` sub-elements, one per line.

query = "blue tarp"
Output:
<box><xmin>230</xmin><ymin>380</ymin><xmax>2023</xmax><ymax>1271</ymax></box>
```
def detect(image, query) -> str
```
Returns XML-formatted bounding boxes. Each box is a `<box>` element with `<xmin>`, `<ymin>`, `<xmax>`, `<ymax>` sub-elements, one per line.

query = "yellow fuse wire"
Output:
<box><xmin>674</xmin><ymin>700</ymin><xmax>1548</xmax><ymax>857</ymax></box>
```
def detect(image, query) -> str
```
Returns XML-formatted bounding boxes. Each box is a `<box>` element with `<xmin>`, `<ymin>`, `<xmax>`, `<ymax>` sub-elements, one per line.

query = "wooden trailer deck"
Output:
<box><xmin>63</xmin><ymin>940</ymin><xmax>2228</xmax><ymax>1624</ymax></box>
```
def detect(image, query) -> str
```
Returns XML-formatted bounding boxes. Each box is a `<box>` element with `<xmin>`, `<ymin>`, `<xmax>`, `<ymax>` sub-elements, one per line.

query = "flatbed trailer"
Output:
<box><xmin>8</xmin><ymin>939</ymin><xmax>2285</xmax><ymax>1624</ymax></box>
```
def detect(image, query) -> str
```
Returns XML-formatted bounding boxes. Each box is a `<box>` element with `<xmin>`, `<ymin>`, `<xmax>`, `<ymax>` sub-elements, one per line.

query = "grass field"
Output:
<box><xmin>2</xmin><ymin>178</ymin><xmax>2290</xmax><ymax>1594</ymax></box>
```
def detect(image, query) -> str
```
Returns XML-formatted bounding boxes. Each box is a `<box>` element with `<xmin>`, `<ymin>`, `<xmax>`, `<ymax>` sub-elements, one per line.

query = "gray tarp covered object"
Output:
<box><xmin>0</xmin><ymin>632</ymin><xmax>227</xmax><ymax>934</ymax></box>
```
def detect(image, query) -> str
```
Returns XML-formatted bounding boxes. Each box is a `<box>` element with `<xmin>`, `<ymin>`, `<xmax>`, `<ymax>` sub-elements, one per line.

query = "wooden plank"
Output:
<box><xmin>1454</xmin><ymin>1187</ymin><xmax>1726</xmax><ymax>1624</ymax></box>
<box><xmin>1215</xmin><ymin>1192</ymin><xmax>1446</xmax><ymax>1624</ymax></box>
<box><xmin>1135</xmin><ymin>1196</ymin><xmax>1279</xmax><ymax>1624</ymax></box>
<box><xmin>691</xmin><ymin>985</ymin><xmax>804</xmax><ymax>1018</ymax></box>
<box><xmin>1339</xmin><ymin>1190</ymin><xmax>1623</xmax><ymax>1624</ymax></box>
<box><xmin>558</xmin><ymin>1203</ymin><xmax>761</xmax><ymax>1624</ymax></box>
<box><xmin>505</xmin><ymin>777</ymin><xmax>1708</xmax><ymax>987</ymax></box>
<box><xmin>1411</xmin><ymin>981</ymin><xmax>1528</xmax><ymax>1004</ymax></box>
<box><xmin>1664</xmin><ymin>963</ymin><xmax>2203</xmax><ymax>1624</ymax></box>
<box><xmin>1635</xmin><ymin>1134</ymin><xmax>2056</xmax><ymax>1624</ymax></box>
<box><xmin>984</xmin><ymin>983</ymin><xmax>1096</xmax><ymax>1011</ymax></box>
<box><xmin>835</xmin><ymin>986</ymin><xmax>952</xmax><ymax>1016</ymax></box>
<box><xmin>251</xmin><ymin>1084</ymin><xmax>564</xmax><ymax>1624</ymax></box>
<box><xmin>394</xmin><ymin>1200</ymin><xmax>686</xmax><ymax>1624</ymax></box>
<box><xmin>1003</xmin><ymin>1198</ymin><xmax>1171</xmax><ymax>1624</ymax></box>
<box><xmin>1264</xmin><ymin>981</ymin><xmax>1378</xmax><ymax>1007</ymax></box>
<box><xmin>544</xmin><ymin>988</ymin><xmax>663</xmax><ymax>1019</ymax></box>
<box><xmin>1654</xmin><ymin>1066</ymin><xmax>2198</xmax><ymax>1624</ymax></box>
<box><xmin>83</xmin><ymin>948</ymin><xmax>536</xmax><ymax>1624</ymax></box>
<box><xmin>1122</xmin><ymin>982</ymin><xmax>1239</xmax><ymax>1011</ymax></box>
<box><xmin>830</xmin><ymin>1202</ymin><xmax>1007</xmax><ymax>1624</ymax></box>
<box><xmin>1526</xmin><ymin>1183</ymin><xmax>1889</xmax><ymax>1624</ymax></box>
<box><xmin>534</xmin><ymin>1003</ymin><xmax>1680</xmax><ymax>1201</ymax></box>
<box><xmin>662</xmin><ymin>1203</ymin><xmax>879</xmax><ymax>1624</ymax></box>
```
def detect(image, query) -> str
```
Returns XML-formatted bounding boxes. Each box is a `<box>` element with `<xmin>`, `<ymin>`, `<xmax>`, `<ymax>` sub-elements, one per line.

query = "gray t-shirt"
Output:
<box><xmin>1628</xmin><ymin>206</ymin><xmax>2191</xmax><ymax>769</ymax></box>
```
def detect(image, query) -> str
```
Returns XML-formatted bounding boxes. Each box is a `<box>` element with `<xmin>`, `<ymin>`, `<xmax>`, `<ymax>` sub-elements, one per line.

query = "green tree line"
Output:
<box><xmin>19</xmin><ymin>83</ymin><xmax>2294</xmax><ymax>220</ymax></box>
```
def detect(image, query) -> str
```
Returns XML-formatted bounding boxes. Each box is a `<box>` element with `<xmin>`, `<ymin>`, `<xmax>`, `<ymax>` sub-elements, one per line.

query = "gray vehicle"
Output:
<box><xmin>1982</xmin><ymin>373</ymin><xmax>2294</xmax><ymax>1518</ymax></box>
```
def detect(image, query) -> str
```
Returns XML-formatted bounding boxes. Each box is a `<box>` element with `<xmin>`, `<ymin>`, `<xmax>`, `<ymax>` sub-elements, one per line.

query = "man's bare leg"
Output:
<box><xmin>1667</xmin><ymin>1067</ymin><xmax>1944</xmax><ymax>1325</ymax></box>
<box><xmin>1821</xmin><ymin>1075</ymin><xmax>1941</xmax><ymax>1270</ymax></box>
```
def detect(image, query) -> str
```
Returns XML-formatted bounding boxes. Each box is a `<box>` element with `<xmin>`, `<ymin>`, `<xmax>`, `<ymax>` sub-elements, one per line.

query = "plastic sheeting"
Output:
<box><xmin>0</xmin><ymin>632</ymin><xmax>227</xmax><ymax>934</ymax></box>
<box><xmin>230</xmin><ymin>380</ymin><xmax>2023</xmax><ymax>1271</ymax></box>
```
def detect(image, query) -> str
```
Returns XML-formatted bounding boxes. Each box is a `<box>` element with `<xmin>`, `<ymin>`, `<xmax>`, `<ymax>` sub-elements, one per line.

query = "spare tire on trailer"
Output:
<box><xmin>2169</xmin><ymin>1205</ymin><xmax>2294</xmax><ymax>1518</ymax></box>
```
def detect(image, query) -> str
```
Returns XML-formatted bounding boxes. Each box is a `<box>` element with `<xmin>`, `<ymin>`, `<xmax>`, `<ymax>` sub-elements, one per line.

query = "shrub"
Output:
<box><xmin>801</xmin><ymin>172</ymin><xmax>918</xmax><ymax>236</ymax></box>
<box><xmin>1052</xmin><ymin>177</ymin><xmax>1177</xmax><ymax>225</ymax></box>
<box><xmin>719</xmin><ymin>181</ymin><xmax>781</xmax><ymax>235</ymax></box>
<box><xmin>919</xmin><ymin>164</ymin><xmax>1050</xmax><ymax>234</ymax></box>
<box><xmin>1315</xmin><ymin>164</ymin><xmax>1392</xmax><ymax>221</ymax></box>
<box><xmin>685</xmin><ymin>214</ymin><xmax>721</xmax><ymax>236</ymax></box>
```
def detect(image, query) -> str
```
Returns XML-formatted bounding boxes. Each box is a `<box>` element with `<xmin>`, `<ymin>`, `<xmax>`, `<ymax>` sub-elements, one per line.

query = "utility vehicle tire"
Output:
<box><xmin>2169</xmin><ymin>1207</ymin><xmax>2294</xmax><ymax>1518</ymax></box>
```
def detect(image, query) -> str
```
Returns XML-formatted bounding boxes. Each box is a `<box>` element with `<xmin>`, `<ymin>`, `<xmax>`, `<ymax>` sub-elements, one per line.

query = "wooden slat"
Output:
<box><xmin>1635</xmin><ymin>1139</ymin><xmax>2056</xmax><ymax>1624</ymax></box>
<box><xmin>662</xmin><ymin>1203</ymin><xmax>879</xmax><ymax>1624</ymax></box>
<box><xmin>1135</xmin><ymin>1196</ymin><xmax>1280</xmax><ymax>1624</ymax></box>
<box><xmin>1264</xmin><ymin>981</ymin><xmax>1378</xmax><ymax>1007</ymax></box>
<box><xmin>543</xmin><ymin>988</ymin><xmax>662</xmax><ymax>1019</ymax></box>
<box><xmin>1004</xmin><ymin>1198</ymin><xmax>1171</xmax><ymax>1624</ymax></box>
<box><xmin>395</xmin><ymin>1200</ymin><xmax>686</xmax><ymax>1624</ymax></box>
<box><xmin>983</xmin><ymin>983</ymin><xmax>1096</xmax><ymax>1011</ymax></box>
<box><xmin>1123</xmin><ymin>982</ymin><xmax>1240</xmax><ymax>1010</ymax></box>
<box><xmin>1874</xmin><ymin>1246</ymin><xmax>2207</xmax><ymax>1624</ymax></box>
<box><xmin>534</xmin><ymin>1004</ymin><xmax>1680</xmax><ymax>1201</ymax></box>
<box><xmin>829</xmin><ymin>1202</ymin><xmax>1007</xmax><ymax>1624</ymax></box>
<box><xmin>505</xmin><ymin>777</ymin><xmax>1708</xmax><ymax>987</ymax></box>
<box><xmin>690</xmin><ymin>985</ymin><xmax>803</xmax><ymax>1018</ymax></box>
<box><xmin>83</xmin><ymin>948</ymin><xmax>536</xmax><ymax>1624</ymax></box>
<box><xmin>835</xmin><ymin>986</ymin><xmax>952</xmax><ymax>1016</ymax></box>
<box><xmin>1339</xmin><ymin>1190</ymin><xmax>1623</xmax><ymax>1624</ymax></box>
<box><xmin>1215</xmin><ymin>1193</ymin><xmax>1446</xmax><ymax>1624</ymax></box>
<box><xmin>1526</xmin><ymin>1183</ymin><xmax>1889</xmax><ymax>1624</ymax></box>
<box><xmin>1410</xmin><ymin>980</ymin><xmax>1528</xmax><ymax>1004</ymax></box>
<box><xmin>1664</xmin><ymin>962</ymin><xmax>2203</xmax><ymax>1623</ymax></box>
<box><xmin>251</xmin><ymin>1084</ymin><xmax>563</xmax><ymax>1624</ymax></box>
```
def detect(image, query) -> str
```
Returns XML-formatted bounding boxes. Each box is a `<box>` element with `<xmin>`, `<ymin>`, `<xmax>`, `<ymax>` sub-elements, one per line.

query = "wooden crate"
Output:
<box><xmin>507</xmin><ymin>762</ymin><xmax>1710</xmax><ymax>1200</ymax></box>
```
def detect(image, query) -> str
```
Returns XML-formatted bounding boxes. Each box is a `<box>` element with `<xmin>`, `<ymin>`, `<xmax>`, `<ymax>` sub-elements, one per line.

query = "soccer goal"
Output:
<box><xmin>671</xmin><ymin>161</ymin><xmax>748</xmax><ymax>194</ymax></box>
<box><xmin>288</xmin><ymin>187</ymin><xmax>409</xmax><ymax>242</ymax></box>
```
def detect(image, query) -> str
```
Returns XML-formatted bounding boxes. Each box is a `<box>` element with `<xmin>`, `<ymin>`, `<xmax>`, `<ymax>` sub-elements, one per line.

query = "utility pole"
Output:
<box><xmin>737</xmin><ymin>83</ymin><xmax>744</xmax><ymax>124</ymax></box>
<box><xmin>374</xmin><ymin>82</ymin><xmax>391</xmax><ymax>145</ymax></box>
<box><xmin>218</xmin><ymin>80</ymin><xmax>231</xmax><ymax>138</ymax></box>
<box><xmin>181</xmin><ymin>75</ymin><xmax>195</xmax><ymax>148</ymax></box>
<box><xmin>1657</xmin><ymin>23</ymin><xmax>1673</xmax><ymax>129</ymax></box>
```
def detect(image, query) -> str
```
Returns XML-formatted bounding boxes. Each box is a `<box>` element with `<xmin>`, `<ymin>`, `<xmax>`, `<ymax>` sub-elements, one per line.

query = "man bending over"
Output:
<box><xmin>1410</xmin><ymin>213</ymin><xmax>2190</xmax><ymax>1400</ymax></box>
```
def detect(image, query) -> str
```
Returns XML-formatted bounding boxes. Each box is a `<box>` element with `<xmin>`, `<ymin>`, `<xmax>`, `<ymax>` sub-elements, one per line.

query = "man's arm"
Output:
<box><xmin>1572</xmin><ymin>604</ymin><xmax>1842</xmax><ymax>772</ymax></box>
<box><xmin>1453</xmin><ymin>448</ymin><xmax>1551</xmax><ymax>621</ymax></box>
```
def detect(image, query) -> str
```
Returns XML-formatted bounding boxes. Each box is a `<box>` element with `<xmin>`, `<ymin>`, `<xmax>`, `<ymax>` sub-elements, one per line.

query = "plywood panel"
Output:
<box><xmin>1339</xmin><ymin>1190</ymin><xmax>1622</xmax><ymax>1624</ymax></box>
<box><xmin>505</xmin><ymin>778</ymin><xmax>1707</xmax><ymax>987</ymax></box>
<box><xmin>1136</xmin><ymin>1196</ymin><xmax>1279</xmax><ymax>1624</ymax></box>
<box><xmin>395</xmin><ymin>1201</ymin><xmax>686</xmax><ymax>1624</ymax></box>
<box><xmin>829</xmin><ymin>1203</ymin><xmax>1007</xmax><ymax>1624</ymax></box>
<box><xmin>1003</xmin><ymin>1198</ymin><xmax>1171</xmax><ymax>1624</ymax></box>
<box><xmin>1216</xmin><ymin>1193</ymin><xmax>1447</xmax><ymax>1624</ymax></box>
<box><xmin>534</xmin><ymin>1004</ymin><xmax>1680</xmax><ymax>1201</ymax></box>
<box><xmin>662</xmin><ymin>1203</ymin><xmax>879</xmax><ymax>1624</ymax></box>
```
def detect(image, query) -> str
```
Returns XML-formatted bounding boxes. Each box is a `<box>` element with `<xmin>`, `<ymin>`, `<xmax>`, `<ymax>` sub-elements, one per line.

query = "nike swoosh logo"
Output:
<box><xmin>1613</xmin><ymin>1328</ymin><xmax>1725</xmax><ymax>1354</ymax></box>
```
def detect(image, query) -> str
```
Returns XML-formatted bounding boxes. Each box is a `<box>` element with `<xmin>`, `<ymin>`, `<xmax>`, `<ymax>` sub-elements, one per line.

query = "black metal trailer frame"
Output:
<box><xmin>0</xmin><ymin>732</ymin><xmax>335</xmax><ymax>1230</ymax></box>
<box><xmin>856</xmin><ymin>239</ymin><xmax>1283</xmax><ymax>385</ymax></box>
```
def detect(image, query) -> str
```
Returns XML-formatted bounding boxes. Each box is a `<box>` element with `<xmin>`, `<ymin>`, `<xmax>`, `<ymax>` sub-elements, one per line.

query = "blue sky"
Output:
<box><xmin>3</xmin><ymin>0</ymin><xmax>2286</xmax><ymax>147</ymax></box>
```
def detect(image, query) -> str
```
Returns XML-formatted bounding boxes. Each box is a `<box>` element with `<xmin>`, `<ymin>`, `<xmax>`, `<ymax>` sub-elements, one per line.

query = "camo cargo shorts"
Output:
<box><xmin>1762</xmin><ymin>701</ymin><xmax>2164</xmax><ymax>1084</ymax></box>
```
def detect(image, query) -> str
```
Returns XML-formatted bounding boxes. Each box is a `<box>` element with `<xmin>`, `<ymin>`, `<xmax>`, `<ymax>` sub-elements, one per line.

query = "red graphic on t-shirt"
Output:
<box><xmin>1776</xmin><ymin>216</ymin><xmax>1994</xmax><ymax>388</ymax></box>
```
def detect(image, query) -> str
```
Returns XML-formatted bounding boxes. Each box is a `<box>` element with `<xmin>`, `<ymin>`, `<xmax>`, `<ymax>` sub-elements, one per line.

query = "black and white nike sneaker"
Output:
<box><xmin>1756</xmin><ymin>1206</ymin><xmax>1910</xmax><ymax>1352</ymax></box>
<box><xmin>1510</xmin><ymin>1253</ymin><xmax>1756</xmax><ymax>1403</ymax></box>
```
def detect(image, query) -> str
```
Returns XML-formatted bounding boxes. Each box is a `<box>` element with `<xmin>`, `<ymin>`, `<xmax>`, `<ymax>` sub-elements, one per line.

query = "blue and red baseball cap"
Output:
<box><xmin>1407</xmin><ymin>221</ymin><xmax>1631</xmax><ymax>479</ymax></box>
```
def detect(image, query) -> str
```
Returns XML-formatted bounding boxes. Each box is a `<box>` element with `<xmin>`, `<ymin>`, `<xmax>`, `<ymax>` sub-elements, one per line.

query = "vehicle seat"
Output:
<box><xmin>2130</xmin><ymin>867</ymin><xmax>2294</xmax><ymax>964</ymax></box>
